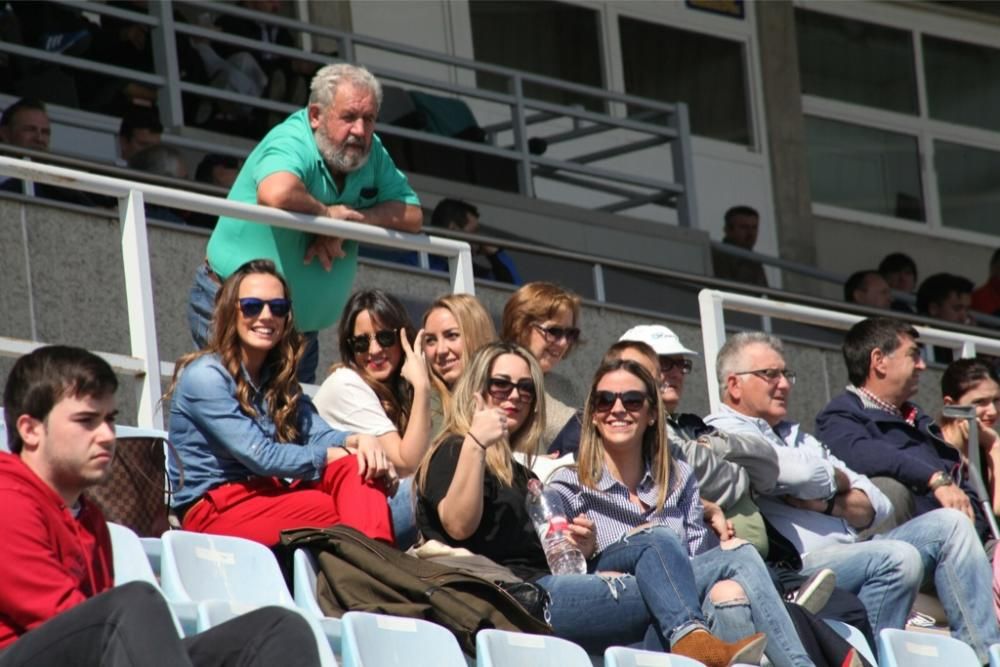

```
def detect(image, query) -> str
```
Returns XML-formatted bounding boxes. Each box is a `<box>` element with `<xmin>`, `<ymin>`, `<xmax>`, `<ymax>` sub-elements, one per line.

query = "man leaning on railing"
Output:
<box><xmin>186</xmin><ymin>63</ymin><xmax>423</xmax><ymax>383</ymax></box>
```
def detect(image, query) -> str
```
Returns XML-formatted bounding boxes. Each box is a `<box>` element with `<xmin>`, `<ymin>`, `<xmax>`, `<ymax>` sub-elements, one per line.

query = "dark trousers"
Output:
<box><xmin>0</xmin><ymin>582</ymin><xmax>320</xmax><ymax>667</ymax></box>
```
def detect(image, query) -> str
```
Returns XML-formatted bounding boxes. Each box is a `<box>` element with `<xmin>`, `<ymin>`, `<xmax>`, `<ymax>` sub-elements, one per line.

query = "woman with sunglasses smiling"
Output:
<box><xmin>415</xmin><ymin>343</ymin><xmax>770</xmax><ymax>667</ymax></box>
<box><xmin>501</xmin><ymin>282</ymin><xmax>583</xmax><ymax>449</ymax></box>
<box><xmin>166</xmin><ymin>260</ymin><xmax>396</xmax><ymax>547</ymax></box>
<box><xmin>547</xmin><ymin>359</ymin><xmax>813</xmax><ymax>667</ymax></box>
<box><xmin>421</xmin><ymin>293</ymin><xmax>498</xmax><ymax>431</ymax></box>
<box><xmin>314</xmin><ymin>289</ymin><xmax>432</xmax><ymax>546</ymax></box>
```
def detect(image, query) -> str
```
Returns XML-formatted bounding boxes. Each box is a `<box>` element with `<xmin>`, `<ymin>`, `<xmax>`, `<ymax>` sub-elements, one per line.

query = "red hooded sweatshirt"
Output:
<box><xmin>0</xmin><ymin>452</ymin><xmax>114</xmax><ymax>649</ymax></box>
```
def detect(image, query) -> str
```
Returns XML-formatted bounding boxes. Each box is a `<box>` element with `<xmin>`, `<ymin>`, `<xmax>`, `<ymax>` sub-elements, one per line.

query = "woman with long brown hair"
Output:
<box><xmin>166</xmin><ymin>260</ymin><xmax>395</xmax><ymax>547</ymax></box>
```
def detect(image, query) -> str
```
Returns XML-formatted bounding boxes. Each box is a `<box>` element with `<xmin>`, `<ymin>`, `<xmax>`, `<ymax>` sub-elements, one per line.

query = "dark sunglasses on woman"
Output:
<box><xmin>487</xmin><ymin>377</ymin><xmax>537</xmax><ymax>404</ymax></box>
<box><xmin>532</xmin><ymin>323</ymin><xmax>581</xmax><ymax>344</ymax></box>
<box><xmin>592</xmin><ymin>390</ymin><xmax>649</xmax><ymax>413</ymax></box>
<box><xmin>238</xmin><ymin>298</ymin><xmax>292</xmax><ymax>318</ymax></box>
<box><xmin>348</xmin><ymin>329</ymin><xmax>399</xmax><ymax>354</ymax></box>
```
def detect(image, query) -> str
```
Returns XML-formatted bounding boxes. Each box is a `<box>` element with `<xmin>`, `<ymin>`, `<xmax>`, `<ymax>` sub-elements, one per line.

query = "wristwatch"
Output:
<box><xmin>928</xmin><ymin>471</ymin><xmax>955</xmax><ymax>490</ymax></box>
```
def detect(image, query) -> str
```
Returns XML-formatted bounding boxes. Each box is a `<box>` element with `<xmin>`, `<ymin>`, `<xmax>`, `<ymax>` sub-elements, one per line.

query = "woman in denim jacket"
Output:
<box><xmin>166</xmin><ymin>259</ymin><xmax>396</xmax><ymax>546</ymax></box>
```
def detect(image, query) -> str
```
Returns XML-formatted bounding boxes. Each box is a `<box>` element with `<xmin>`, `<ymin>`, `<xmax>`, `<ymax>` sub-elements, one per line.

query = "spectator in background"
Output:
<box><xmin>426</xmin><ymin>198</ymin><xmax>522</xmax><ymax>285</ymax></box>
<box><xmin>0</xmin><ymin>98</ymin><xmax>98</xmax><ymax>207</ymax></box>
<box><xmin>195</xmin><ymin>153</ymin><xmax>241</xmax><ymax>189</ymax></box>
<box><xmin>917</xmin><ymin>272</ymin><xmax>974</xmax><ymax>363</ymax></box>
<box><xmin>972</xmin><ymin>249</ymin><xmax>1000</xmax><ymax>318</ymax></box>
<box><xmin>843</xmin><ymin>270</ymin><xmax>891</xmax><ymax>310</ymax></box>
<box><xmin>128</xmin><ymin>144</ymin><xmax>189</xmax><ymax>225</ymax></box>
<box><xmin>117</xmin><ymin>105</ymin><xmax>163</xmax><ymax>166</ymax></box>
<box><xmin>711</xmin><ymin>205</ymin><xmax>768</xmax><ymax>287</ymax></box>
<box><xmin>878</xmin><ymin>252</ymin><xmax>918</xmax><ymax>313</ymax></box>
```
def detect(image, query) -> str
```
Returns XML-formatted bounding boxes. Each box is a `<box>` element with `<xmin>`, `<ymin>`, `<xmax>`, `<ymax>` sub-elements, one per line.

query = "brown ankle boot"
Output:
<box><xmin>671</xmin><ymin>629</ymin><xmax>768</xmax><ymax>667</ymax></box>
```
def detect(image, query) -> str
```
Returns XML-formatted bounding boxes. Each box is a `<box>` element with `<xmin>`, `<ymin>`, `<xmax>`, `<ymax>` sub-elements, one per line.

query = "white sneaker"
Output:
<box><xmin>789</xmin><ymin>568</ymin><xmax>836</xmax><ymax>614</ymax></box>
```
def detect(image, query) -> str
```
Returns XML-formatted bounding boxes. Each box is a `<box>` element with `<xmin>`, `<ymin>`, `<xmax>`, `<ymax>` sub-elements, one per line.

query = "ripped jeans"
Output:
<box><xmin>537</xmin><ymin>527</ymin><xmax>811</xmax><ymax>667</ymax></box>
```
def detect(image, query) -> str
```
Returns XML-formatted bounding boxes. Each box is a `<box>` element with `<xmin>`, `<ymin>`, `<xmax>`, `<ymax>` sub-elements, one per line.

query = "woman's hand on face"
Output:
<box><xmin>469</xmin><ymin>393</ymin><xmax>508</xmax><ymax>447</ymax></box>
<box><xmin>349</xmin><ymin>433</ymin><xmax>392</xmax><ymax>481</ymax></box>
<box><xmin>399</xmin><ymin>328</ymin><xmax>430</xmax><ymax>391</ymax></box>
<box><xmin>566</xmin><ymin>514</ymin><xmax>597</xmax><ymax>560</ymax></box>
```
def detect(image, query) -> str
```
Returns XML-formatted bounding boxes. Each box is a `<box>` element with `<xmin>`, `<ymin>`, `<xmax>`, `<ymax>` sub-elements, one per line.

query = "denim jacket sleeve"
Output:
<box><xmin>175</xmin><ymin>358</ymin><xmax>344</xmax><ymax>479</ymax></box>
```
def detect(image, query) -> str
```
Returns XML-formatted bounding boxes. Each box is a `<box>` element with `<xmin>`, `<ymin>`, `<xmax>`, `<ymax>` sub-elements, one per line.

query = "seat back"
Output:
<box><xmin>293</xmin><ymin>548</ymin><xmax>324</xmax><ymax>617</ymax></box>
<box><xmin>989</xmin><ymin>643</ymin><xmax>1000</xmax><ymax>667</ymax></box>
<box><xmin>604</xmin><ymin>646</ymin><xmax>706</xmax><ymax>667</ymax></box>
<box><xmin>340</xmin><ymin>611</ymin><xmax>465</xmax><ymax>667</ymax></box>
<box><xmin>160</xmin><ymin>530</ymin><xmax>294</xmax><ymax>607</ymax></box>
<box><xmin>0</xmin><ymin>417</ymin><xmax>8</xmax><ymax>452</ymax></box>
<box><xmin>107</xmin><ymin>521</ymin><xmax>160</xmax><ymax>586</ymax></box>
<box><xmin>476</xmin><ymin>628</ymin><xmax>590</xmax><ymax>667</ymax></box>
<box><xmin>878</xmin><ymin>628</ymin><xmax>978</xmax><ymax>667</ymax></box>
<box><xmin>824</xmin><ymin>619</ymin><xmax>877</xmax><ymax>667</ymax></box>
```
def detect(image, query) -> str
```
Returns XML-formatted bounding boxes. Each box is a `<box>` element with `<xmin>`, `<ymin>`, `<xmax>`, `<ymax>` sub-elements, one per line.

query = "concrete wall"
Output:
<box><xmin>0</xmin><ymin>195</ymin><xmax>945</xmax><ymax>430</ymax></box>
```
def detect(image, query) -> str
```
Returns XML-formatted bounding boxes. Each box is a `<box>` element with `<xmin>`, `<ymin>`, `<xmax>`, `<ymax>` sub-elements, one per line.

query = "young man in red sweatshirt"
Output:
<box><xmin>0</xmin><ymin>345</ymin><xmax>320</xmax><ymax>666</ymax></box>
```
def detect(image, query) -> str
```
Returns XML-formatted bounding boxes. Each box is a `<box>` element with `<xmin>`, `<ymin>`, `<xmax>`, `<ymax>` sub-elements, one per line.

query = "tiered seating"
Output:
<box><xmin>878</xmin><ymin>628</ymin><xmax>977</xmax><ymax>667</ymax></box>
<box><xmin>340</xmin><ymin>611</ymin><xmax>466</xmax><ymax>667</ymax></box>
<box><xmin>604</xmin><ymin>646</ymin><xmax>706</xmax><ymax>666</ymax></box>
<box><xmin>476</xmin><ymin>629</ymin><xmax>592</xmax><ymax>667</ymax></box>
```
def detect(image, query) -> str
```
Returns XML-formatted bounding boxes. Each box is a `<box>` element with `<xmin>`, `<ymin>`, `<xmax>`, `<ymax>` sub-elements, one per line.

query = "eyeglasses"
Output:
<box><xmin>532</xmin><ymin>323</ymin><xmax>581</xmax><ymax>344</ymax></box>
<box><xmin>348</xmin><ymin>330</ymin><xmax>399</xmax><ymax>354</ymax></box>
<box><xmin>486</xmin><ymin>377</ymin><xmax>536</xmax><ymax>404</ymax></box>
<box><xmin>734</xmin><ymin>368</ymin><xmax>797</xmax><ymax>385</ymax></box>
<box><xmin>238</xmin><ymin>298</ymin><xmax>291</xmax><ymax>318</ymax></box>
<box><xmin>659</xmin><ymin>357</ymin><xmax>693</xmax><ymax>375</ymax></box>
<box><xmin>592</xmin><ymin>390</ymin><xmax>650</xmax><ymax>413</ymax></box>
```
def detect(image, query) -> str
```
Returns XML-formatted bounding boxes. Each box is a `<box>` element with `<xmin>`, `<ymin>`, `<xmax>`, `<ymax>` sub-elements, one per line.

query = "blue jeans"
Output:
<box><xmin>187</xmin><ymin>264</ymin><xmax>319</xmax><ymax>383</ymax></box>
<box><xmin>802</xmin><ymin>508</ymin><xmax>1000</xmax><ymax>663</ymax></box>
<box><xmin>389</xmin><ymin>477</ymin><xmax>418</xmax><ymax>550</ymax></box>
<box><xmin>537</xmin><ymin>527</ymin><xmax>811</xmax><ymax>667</ymax></box>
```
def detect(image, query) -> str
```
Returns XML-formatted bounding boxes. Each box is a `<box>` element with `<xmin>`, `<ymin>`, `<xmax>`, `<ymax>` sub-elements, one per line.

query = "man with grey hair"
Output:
<box><xmin>705</xmin><ymin>331</ymin><xmax>1000</xmax><ymax>663</ymax></box>
<box><xmin>187</xmin><ymin>63</ymin><xmax>422</xmax><ymax>382</ymax></box>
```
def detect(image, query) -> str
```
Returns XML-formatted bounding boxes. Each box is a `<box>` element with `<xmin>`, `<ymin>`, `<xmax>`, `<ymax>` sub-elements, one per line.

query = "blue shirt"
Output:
<box><xmin>167</xmin><ymin>354</ymin><xmax>350</xmax><ymax>507</ymax></box>
<box><xmin>548</xmin><ymin>458</ymin><xmax>717</xmax><ymax>557</ymax></box>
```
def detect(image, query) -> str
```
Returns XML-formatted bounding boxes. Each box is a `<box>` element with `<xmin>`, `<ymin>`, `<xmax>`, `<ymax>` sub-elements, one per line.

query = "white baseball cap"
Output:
<box><xmin>619</xmin><ymin>324</ymin><xmax>698</xmax><ymax>357</ymax></box>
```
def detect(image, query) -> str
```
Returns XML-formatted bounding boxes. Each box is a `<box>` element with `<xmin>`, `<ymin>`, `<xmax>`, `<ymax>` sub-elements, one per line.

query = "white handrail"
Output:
<box><xmin>698</xmin><ymin>288</ymin><xmax>1000</xmax><ymax>413</ymax></box>
<box><xmin>0</xmin><ymin>157</ymin><xmax>475</xmax><ymax>430</ymax></box>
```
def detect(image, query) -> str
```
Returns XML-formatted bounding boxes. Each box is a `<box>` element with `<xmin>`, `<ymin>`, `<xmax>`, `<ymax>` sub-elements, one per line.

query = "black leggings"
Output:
<box><xmin>0</xmin><ymin>582</ymin><xmax>320</xmax><ymax>667</ymax></box>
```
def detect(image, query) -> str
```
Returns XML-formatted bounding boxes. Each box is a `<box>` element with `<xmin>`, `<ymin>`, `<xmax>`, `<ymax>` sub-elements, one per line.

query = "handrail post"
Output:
<box><xmin>670</xmin><ymin>102</ymin><xmax>698</xmax><ymax>229</ymax></box>
<box><xmin>150</xmin><ymin>0</ymin><xmax>184</xmax><ymax>129</ymax></box>
<box><xmin>448</xmin><ymin>243</ymin><xmax>476</xmax><ymax>295</ymax></box>
<box><xmin>120</xmin><ymin>189</ymin><xmax>164</xmax><ymax>430</ymax></box>
<box><xmin>698</xmin><ymin>289</ymin><xmax>727</xmax><ymax>414</ymax></box>
<box><xmin>508</xmin><ymin>74</ymin><xmax>535</xmax><ymax>197</ymax></box>
<box><xmin>961</xmin><ymin>341</ymin><xmax>977</xmax><ymax>359</ymax></box>
<box><xmin>341</xmin><ymin>34</ymin><xmax>355</xmax><ymax>63</ymax></box>
<box><xmin>592</xmin><ymin>263</ymin><xmax>606</xmax><ymax>302</ymax></box>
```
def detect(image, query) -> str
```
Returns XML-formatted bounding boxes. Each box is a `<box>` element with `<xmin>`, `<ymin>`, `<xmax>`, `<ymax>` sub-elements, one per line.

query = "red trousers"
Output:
<box><xmin>182</xmin><ymin>455</ymin><xmax>396</xmax><ymax>547</ymax></box>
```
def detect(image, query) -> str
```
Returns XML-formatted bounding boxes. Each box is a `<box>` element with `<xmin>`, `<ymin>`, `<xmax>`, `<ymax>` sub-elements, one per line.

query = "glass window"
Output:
<box><xmin>924</xmin><ymin>35</ymin><xmax>1000</xmax><ymax>133</ymax></box>
<box><xmin>469</xmin><ymin>1</ymin><xmax>604</xmax><ymax>111</ymax></box>
<box><xmin>618</xmin><ymin>15</ymin><xmax>750</xmax><ymax>145</ymax></box>
<box><xmin>796</xmin><ymin>9</ymin><xmax>917</xmax><ymax>114</ymax></box>
<box><xmin>805</xmin><ymin>116</ymin><xmax>925</xmax><ymax>221</ymax></box>
<box><xmin>935</xmin><ymin>140</ymin><xmax>1000</xmax><ymax>235</ymax></box>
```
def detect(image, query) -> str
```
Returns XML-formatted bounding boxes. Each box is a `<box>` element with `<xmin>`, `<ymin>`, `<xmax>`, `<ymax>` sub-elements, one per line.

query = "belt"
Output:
<box><xmin>203</xmin><ymin>259</ymin><xmax>221</xmax><ymax>285</ymax></box>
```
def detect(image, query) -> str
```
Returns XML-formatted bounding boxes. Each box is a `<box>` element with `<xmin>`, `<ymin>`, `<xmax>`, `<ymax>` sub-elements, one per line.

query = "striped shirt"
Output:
<box><xmin>548</xmin><ymin>458</ymin><xmax>718</xmax><ymax>557</ymax></box>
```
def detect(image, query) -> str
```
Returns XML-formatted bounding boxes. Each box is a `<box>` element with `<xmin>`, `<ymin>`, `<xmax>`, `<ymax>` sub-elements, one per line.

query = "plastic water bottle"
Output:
<box><xmin>525</xmin><ymin>479</ymin><xmax>587</xmax><ymax>575</ymax></box>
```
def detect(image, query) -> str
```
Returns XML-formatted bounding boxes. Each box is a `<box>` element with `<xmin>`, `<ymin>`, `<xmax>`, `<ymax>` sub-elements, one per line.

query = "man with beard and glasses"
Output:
<box><xmin>187</xmin><ymin>63</ymin><xmax>422</xmax><ymax>383</ymax></box>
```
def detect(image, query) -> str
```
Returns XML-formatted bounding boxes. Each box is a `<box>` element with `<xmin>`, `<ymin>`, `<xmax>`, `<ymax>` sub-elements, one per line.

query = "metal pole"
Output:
<box><xmin>942</xmin><ymin>404</ymin><xmax>1000</xmax><ymax>540</ymax></box>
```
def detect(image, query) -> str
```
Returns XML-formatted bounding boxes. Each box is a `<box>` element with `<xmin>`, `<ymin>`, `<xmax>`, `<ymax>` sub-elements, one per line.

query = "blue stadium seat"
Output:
<box><xmin>878</xmin><ymin>628</ymin><xmax>978</xmax><ymax>667</ymax></box>
<box><xmin>989</xmin><ymin>642</ymin><xmax>1000</xmax><ymax>667</ymax></box>
<box><xmin>340</xmin><ymin>611</ymin><xmax>466</xmax><ymax>667</ymax></box>
<box><xmin>604</xmin><ymin>646</ymin><xmax>706</xmax><ymax>666</ymax></box>
<box><xmin>293</xmin><ymin>548</ymin><xmax>343</xmax><ymax>653</ymax></box>
<box><xmin>476</xmin><ymin>628</ymin><xmax>591</xmax><ymax>667</ymax></box>
<box><xmin>160</xmin><ymin>530</ymin><xmax>338</xmax><ymax>666</ymax></box>
<box><xmin>824</xmin><ymin>619</ymin><xmax>877</xmax><ymax>666</ymax></box>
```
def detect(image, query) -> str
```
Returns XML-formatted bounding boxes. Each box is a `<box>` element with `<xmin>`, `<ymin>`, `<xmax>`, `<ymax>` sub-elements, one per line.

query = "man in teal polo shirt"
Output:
<box><xmin>187</xmin><ymin>63</ymin><xmax>422</xmax><ymax>382</ymax></box>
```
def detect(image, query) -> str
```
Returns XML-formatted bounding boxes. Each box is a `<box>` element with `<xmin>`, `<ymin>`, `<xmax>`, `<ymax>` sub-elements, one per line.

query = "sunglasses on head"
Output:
<box><xmin>238</xmin><ymin>298</ymin><xmax>291</xmax><ymax>318</ymax></box>
<box><xmin>532</xmin><ymin>323</ymin><xmax>581</xmax><ymax>344</ymax></box>
<box><xmin>348</xmin><ymin>329</ymin><xmax>399</xmax><ymax>354</ymax></box>
<box><xmin>659</xmin><ymin>357</ymin><xmax>693</xmax><ymax>375</ymax></box>
<box><xmin>592</xmin><ymin>390</ymin><xmax>650</xmax><ymax>413</ymax></box>
<box><xmin>486</xmin><ymin>377</ymin><xmax>536</xmax><ymax>404</ymax></box>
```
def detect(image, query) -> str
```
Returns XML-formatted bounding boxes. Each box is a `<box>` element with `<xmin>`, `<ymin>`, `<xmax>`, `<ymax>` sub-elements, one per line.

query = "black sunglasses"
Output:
<box><xmin>532</xmin><ymin>323</ymin><xmax>581</xmax><ymax>344</ymax></box>
<box><xmin>348</xmin><ymin>330</ymin><xmax>399</xmax><ymax>354</ymax></box>
<box><xmin>659</xmin><ymin>357</ymin><xmax>693</xmax><ymax>375</ymax></box>
<box><xmin>238</xmin><ymin>298</ymin><xmax>291</xmax><ymax>318</ymax></box>
<box><xmin>487</xmin><ymin>377</ymin><xmax>536</xmax><ymax>404</ymax></box>
<box><xmin>592</xmin><ymin>390</ymin><xmax>650</xmax><ymax>413</ymax></box>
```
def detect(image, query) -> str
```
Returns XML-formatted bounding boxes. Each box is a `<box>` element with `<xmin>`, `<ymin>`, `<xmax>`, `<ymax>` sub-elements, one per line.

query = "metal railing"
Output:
<box><xmin>0</xmin><ymin>156</ymin><xmax>474</xmax><ymax>431</ymax></box>
<box><xmin>0</xmin><ymin>0</ymin><xmax>696</xmax><ymax>225</ymax></box>
<box><xmin>698</xmin><ymin>289</ymin><xmax>1000</xmax><ymax>413</ymax></box>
